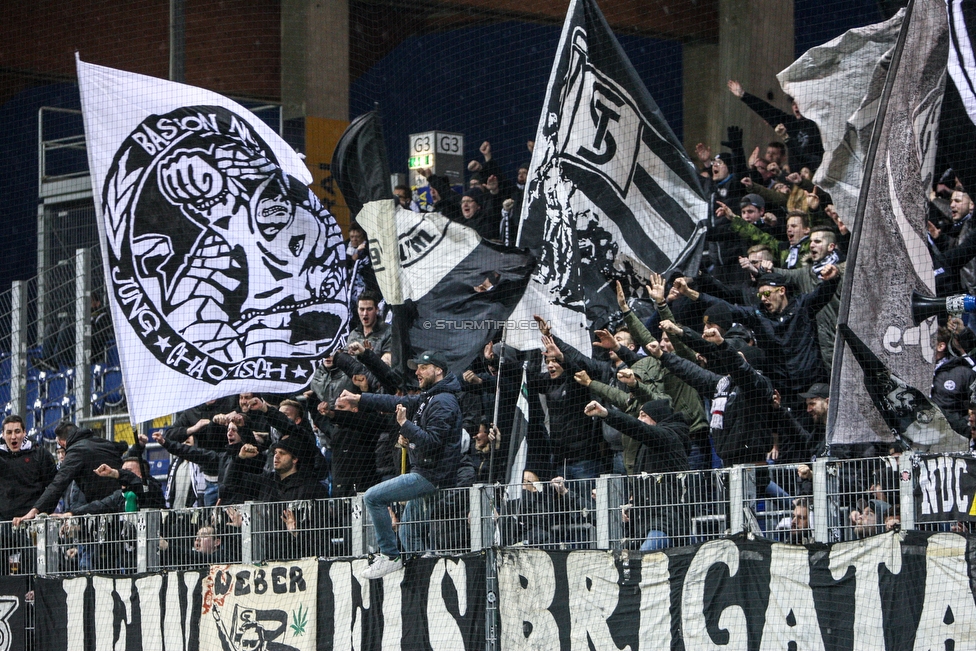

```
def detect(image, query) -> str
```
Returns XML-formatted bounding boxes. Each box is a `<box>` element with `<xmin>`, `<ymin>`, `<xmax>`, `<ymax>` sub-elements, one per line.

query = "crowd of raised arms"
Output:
<box><xmin>2</xmin><ymin>77</ymin><xmax>975</xmax><ymax>577</ymax></box>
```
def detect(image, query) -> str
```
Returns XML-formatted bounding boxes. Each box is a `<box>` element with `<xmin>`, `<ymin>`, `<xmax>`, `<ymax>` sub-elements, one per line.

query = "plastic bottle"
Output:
<box><xmin>123</xmin><ymin>491</ymin><xmax>138</xmax><ymax>513</ymax></box>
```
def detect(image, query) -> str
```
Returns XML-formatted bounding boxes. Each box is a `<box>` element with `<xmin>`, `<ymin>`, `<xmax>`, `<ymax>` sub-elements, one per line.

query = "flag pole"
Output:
<box><xmin>488</xmin><ymin>324</ymin><xmax>507</xmax><ymax>484</ymax></box>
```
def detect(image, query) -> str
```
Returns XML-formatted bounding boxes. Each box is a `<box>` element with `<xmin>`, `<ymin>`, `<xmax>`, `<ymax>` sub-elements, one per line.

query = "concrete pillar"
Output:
<box><xmin>281</xmin><ymin>0</ymin><xmax>349</xmax><ymax>146</ymax></box>
<box><xmin>683</xmin><ymin>0</ymin><xmax>794</xmax><ymax>164</ymax></box>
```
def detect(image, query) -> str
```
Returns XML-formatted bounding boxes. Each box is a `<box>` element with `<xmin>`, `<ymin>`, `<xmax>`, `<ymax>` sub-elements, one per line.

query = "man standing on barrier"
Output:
<box><xmin>335</xmin><ymin>350</ymin><xmax>463</xmax><ymax>579</ymax></box>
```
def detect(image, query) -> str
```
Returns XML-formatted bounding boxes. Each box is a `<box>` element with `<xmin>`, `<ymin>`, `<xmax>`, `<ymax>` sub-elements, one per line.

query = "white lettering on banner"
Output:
<box><xmin>63</xmin><ymin>571</ymin><xmax>201</xmax><ymax>651</ymax></box>
<box><xmin>828</xmin><ymin>534</ymin><xmax>902</xmax><ymax>651</ymax></box>
<box><xmin>639</xmin><ymin>552</ymin><xmax>672</xmax><ymax>648</ymax></box>
<box><xmin>93</xmin><ymin>576</ymin><xmax>115</xmax><ymax>651</ymax></box>
<box><xmin>181</xmin><ymin>572</ymin><xmax>201</xmax><ymax>649</ymax></box>
<box><xmin>497</xmin><ymin>550</ymin><xmax>560</xmax><ymax>651</ymax></box>
<box><xmin>63</xmin><ymin>577</ymin><xmax>87</xmax><ymax>650</ymax></box>
<box><xmin>913</xmin><ymin>534</ymin><xmax>976</xmax><ymax>650</ymax></box>
<box><xmin>682</xmin><ymin>540</ymin><xmax>749</xmax><ymax>651</ymax></box>
<box><xmin>379</xmin><ymin>565</ymin><xmax>403</xmax><ymax>649</ymax></box>
<box><xmin>919</xmin><ymin>456</ymin><xmax>971</xmax><ymax>516</ymax></box>
<box><xmin>134</xmin><ymin>575</ymin><xmax>164</xmax><ymax>651</ymax></box>
<box><xmin>330</xmin><ymin>562</ymin><xmax>357</xmax><ymax>651</ymax></box>
<box><xmin>566</xmin><ymin>552</ymin><xmax>632</xmax><ymax>651</ymax></box>
<box><xmin>759</xmin><ymin>544</ymin><xmax>825</xmax><ymax>651</ymax></box>
<box><xmin>428</xmin><ymin>560</ymin><xmax>467</xmax><ymax>651</ymax></box>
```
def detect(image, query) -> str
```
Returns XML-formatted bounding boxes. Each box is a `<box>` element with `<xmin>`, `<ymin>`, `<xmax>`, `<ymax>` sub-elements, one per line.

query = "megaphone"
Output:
<box><xmin>910</xmin><ymin>290</ymin><xmax>976</xmax><ymax>325</ymax></box>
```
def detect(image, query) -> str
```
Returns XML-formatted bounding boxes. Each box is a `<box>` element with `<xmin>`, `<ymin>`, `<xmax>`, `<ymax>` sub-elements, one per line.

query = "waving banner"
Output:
<box><xmin>78</xmin><ymin>58</ymin><xmax>348</xmax><ymax>422</ymax></box>
<box><xmin>508</xmin><ymin>0</ymin><xmax>708</xmax><ymax>354</ymax></box>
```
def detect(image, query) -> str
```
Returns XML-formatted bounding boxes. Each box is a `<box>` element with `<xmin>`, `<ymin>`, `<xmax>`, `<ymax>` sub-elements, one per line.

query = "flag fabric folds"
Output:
<box><xmin>330</xmin><ymin>111</ymin><xmax>392</xmax><ymax>217</ymax></box>
<box><xmin>948</xmin><ymin>0</ymin><xmax>976</xmax><ymax>126</ymax></box>
<box><xmin>356</xmin><ymin>201</ymin><xmax>535</xmax><ymax>376</ymax></box>
<box><xmin>828</xmin><ymin>0</ymin><xmax>949</xmax><ymax>444</ymax></box>
<box><xmin>505</xmin><ymin>365</ymin><xmax>530</xmax><ymax>501</ymax></box>
<box><xmin>77</xmin><ymin>58</ymin><xmax>349</xmax><ymax>423</ymax></box>
<box><xmin>507</xmin><ymin>0</ymin><xmax>708</xmax><ymax>355</ymax></box>
<box><xmin>778</xmin><ymin>10</ymin><xmax>905</xmax><ymax>224</ymax></box>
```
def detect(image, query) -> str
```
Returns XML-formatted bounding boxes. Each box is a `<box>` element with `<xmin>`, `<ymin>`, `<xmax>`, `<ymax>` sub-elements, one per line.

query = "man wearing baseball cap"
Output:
<box><xmin>335</xmin><ymin>350</ymin><xmax>463</xmax><ymax>579</ymax></box>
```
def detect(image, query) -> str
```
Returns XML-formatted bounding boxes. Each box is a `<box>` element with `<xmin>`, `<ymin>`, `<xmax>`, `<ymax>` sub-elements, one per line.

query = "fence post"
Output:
<box><xmin>241</xmin><ymin>502</ymin><xmax>265</xmax><ymax>564</ymax></box>
<box><xmin>812</xmin><ymin>458</ymin><xmax>837</xmax><ymax>543</ymax></box>
<box><xmin>899</xmin><ymin>453</ymin><xmax>915</xmax><ymax>531</ymax></box>
<box><xmin>480</xmin><ymin>485</ymin><xmax>499</xmax><ymax>651</ymax></box>
<box><xmin>596</xmin><ymin>475</ymin><xmax>624</xmax><ymax>551</ymax></box>
<box><xmin>74</xmin><ymin>248</ymin><xmax>91</xmax><ymax>420</ymax></box>
<box><xmin>10</xmin><ymin>281</ymin><xmax>27</xmax><ymax>419</ymax></box>
<box><xmin>728</xmin><ymin>466</ymin><xmax>755</xmax><ymax>534</ymax></box>
<box><xmin>134</xmin><ymin>512</ymin><xmax>148</xmax><ymax>574</ymax></box>
<box><xmin>596</xmin><ymin>475</ymin><xmax>610</xmax><ymax>549</ymax></box>
<box><xmin>350</xmin><ymin>494</ymin><xmax>365</xmax><ymax>557</ymax></box>
<box><xmin>145</xmin><ymin>510</ymin><xmax>161</xmax><ymax>572</ymax></box>
<box><xmin>34</xmin><ymin>518</ymin><xmax>48</xmax><ymax>577</ymax></box>
<box><xmin>469</xmin><ymin>485</ymin><xmax>484</xmax><ymax>553</ymax></box>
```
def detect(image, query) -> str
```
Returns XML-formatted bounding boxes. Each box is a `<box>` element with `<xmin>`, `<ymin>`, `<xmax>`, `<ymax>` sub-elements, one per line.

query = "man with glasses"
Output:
<box><xmin>684</xmin><ymin>269</ymin><xmax>839</xmax><ymax>410</ymax></box>
<box><xmin>457</xmin><ymin>188</ymin><xmax>496</xmax><ymax>240</ymax></box>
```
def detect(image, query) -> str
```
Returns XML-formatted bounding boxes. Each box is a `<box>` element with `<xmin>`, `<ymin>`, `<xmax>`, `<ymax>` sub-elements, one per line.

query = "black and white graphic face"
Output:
<box><xmin>101</xmin><ymin>106</ymin><xmax>348</xmax><ymax>384</ymax></box>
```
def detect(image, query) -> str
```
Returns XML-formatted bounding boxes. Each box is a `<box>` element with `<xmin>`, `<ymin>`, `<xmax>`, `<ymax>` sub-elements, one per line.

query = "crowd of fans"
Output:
<box><xmin>2</xmin><ymin>76</ymin><xmax>976</xmax><ymax>576</ymax></box>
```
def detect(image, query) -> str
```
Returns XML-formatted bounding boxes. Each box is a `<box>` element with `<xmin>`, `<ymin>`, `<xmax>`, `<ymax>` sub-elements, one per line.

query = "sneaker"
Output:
<box><xmin>359</xmin><ymin>555</ymin><xmax>403</xmax><ymax>580</ymax></box>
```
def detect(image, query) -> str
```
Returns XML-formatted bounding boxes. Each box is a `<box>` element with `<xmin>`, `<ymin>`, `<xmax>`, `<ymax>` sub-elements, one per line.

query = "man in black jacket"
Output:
<box><xmin>0</xmin><ymin>415</ymin><xmax>57</xmax><ymax>523</ymax></box>
<box><xmin>584</xmin><ymin>399</ymin><xmax>689</xmax><ymax>550</ymax></box>
<box><xmin>528</xmin><ymin>335</ymin><xmax>600</xmax><ymax>479</ymax></box>
<box><xmin>15</xmin><ymin>422</ymin><xmax>126</xmax><ymax>525</ymax></box>
<box><xmin>335</xmin><ymin>350</ymin><xmax>463</xmax><ymax>579</ymax></box>
<box><xmin>728</xmin><ymin>79</ymin><xmax>823</xmax><ymax>173</ymax></box>
<box><xmin>687</xmin><ymin>270</ymin><xmax>838</xmax><ymax>408</ymax></box>
<box><xmin>0</xmin><ymin>415</ymin><xmax>56</xmax><ymax>574</ymax></box>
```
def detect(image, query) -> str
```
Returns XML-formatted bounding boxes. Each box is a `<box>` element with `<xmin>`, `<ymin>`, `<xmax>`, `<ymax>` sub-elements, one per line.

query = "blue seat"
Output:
<box><xmin>47</xmin><ymin>372</ymin><xmax>67</xmax><ymax>402</ymax></box>
<box><xmin>106</xmin><ymin>342</ymin><xmax>120</xmax><ymax>368</ymax></box>
<box><xmin>103</xmin><ymin>367</ymin><xmax>124</xmax><ymax>408</ymax></box>
<box><xmin>42</xmin><ymin>400</ymin><xmax>63</xmax><ymax>439</ymax></box>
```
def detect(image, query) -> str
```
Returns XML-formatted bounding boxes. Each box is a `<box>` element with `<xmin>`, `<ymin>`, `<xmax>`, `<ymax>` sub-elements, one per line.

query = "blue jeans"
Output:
<box><xmin>363</xmin><ymin>473</ymin><xmax>436</xmax><ymax>557</ymax></box>
<box><xmin>640</xmin><ymin>530</ymin><xmax>669</xmax><ymax>552</ymax></box>
<box><xmin>400</xmin><ymin>492</ymin><xmax>436</xmax><ymax>554</ymax></box>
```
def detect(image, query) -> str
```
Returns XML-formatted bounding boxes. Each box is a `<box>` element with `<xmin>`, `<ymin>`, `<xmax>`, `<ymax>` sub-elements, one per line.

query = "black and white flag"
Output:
<box><xmin>508</xmin><ymin>0</ymin><xmax>708</xmax><ymax>354</ymax></box>
<box><xmin>778</xmin><ymin>10</ymin><xmax>904</xmax><ymax>224</ymax></box>
<box><xmin>505</xmin><ymin>365</ymin><xmax>530</xmax><ymax>501</ymax></box>
<box><xmin>828</xmin><ymin>0</ymin><xmax>949</xmax><ymax>444</ymax></box>
<box><xmin>356</xmin><ymin>201</ymin><xmax>535</xmax><ymax>376</ymax></box>
<box><xmin>948</xmin><ymin>0</ymin><xmax>976</xmax><ymax>125</ymax></box>
<box><xmin>78</xmin><ymin>58</ymin><xmax>349</xmax><ymax>422</ymax></box>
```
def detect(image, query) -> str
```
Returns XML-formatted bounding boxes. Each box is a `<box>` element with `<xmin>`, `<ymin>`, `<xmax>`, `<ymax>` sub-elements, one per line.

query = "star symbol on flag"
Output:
<box><xmin>292</xmin><ymin>366</ymin><xmax>308</xmax><ymax>379</ymax></box>
<box><xmin>153</xmin><ymin>335</ymin><xmax>172</xmax><ymax>352</ymax></box>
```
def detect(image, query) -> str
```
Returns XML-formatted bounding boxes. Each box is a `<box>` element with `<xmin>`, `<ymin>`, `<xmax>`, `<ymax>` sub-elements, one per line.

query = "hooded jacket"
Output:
<box><xmin>32</xmin><ymin>428</ymin><xmax>127</xmax><ymax>515</ymax></box>
<box><xmin>359</xmin><ymin>372</ymin><xmax>464</xmax><ymax>488</ymax></box>
<box><xmin>0</xmin><ymin>439</ymin><xmax>57</xmax><ymax>521</ymax></box>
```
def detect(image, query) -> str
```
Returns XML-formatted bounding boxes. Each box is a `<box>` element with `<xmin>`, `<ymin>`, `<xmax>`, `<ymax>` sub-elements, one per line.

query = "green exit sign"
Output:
<box><xmin>408</xmin><ymin>154</ymin><xmax>432</xmax><ymax>169</ymax></box>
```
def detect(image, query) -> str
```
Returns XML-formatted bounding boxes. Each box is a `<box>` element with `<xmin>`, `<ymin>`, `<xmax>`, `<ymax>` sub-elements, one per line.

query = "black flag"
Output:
<box><xmin>331</xmin><ymin>111</ymin><xmax>392</xmax><ymax>218</ymax></box>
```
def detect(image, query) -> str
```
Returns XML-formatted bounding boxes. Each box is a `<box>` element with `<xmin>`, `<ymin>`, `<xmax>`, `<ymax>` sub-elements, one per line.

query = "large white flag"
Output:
<box><xmin>78</xmin><ymin>58</ymin><xmax>348</xmax><ymax>422</ymax></box>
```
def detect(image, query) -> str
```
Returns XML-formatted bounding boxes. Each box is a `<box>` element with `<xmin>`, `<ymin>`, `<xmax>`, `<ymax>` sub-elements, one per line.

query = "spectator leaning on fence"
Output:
<box><xmin>335</xmin><ymin>350</ymin><xmax>463</xmax><ymax>579</ymax></box>
<box><xmin>14</xmin><ymin>422</ymin><xmax>127</xmax><ymax>526</ymax></box>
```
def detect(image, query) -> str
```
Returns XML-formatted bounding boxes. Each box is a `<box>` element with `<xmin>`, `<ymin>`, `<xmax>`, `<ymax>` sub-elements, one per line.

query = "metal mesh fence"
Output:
<box><xmin>4</xmin><ymin>452</ymin><xmax>966</xmax><ymax>577</ymax></box>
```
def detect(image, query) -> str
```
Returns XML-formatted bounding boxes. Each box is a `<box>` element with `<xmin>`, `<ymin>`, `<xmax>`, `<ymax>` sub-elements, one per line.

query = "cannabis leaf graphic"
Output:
<box><xmin>290</xmin><ymin>603</ymin><xmax>308</xmax><ymax>636</ymax></box>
